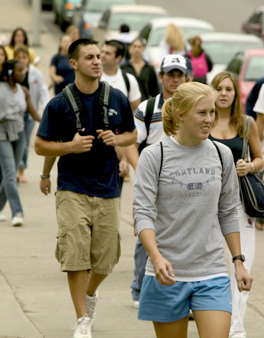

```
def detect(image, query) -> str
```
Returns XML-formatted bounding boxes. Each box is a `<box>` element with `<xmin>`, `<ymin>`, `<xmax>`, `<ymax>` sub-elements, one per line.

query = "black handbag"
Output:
<box><xmin>239</xmin><ymin>116</ymin><xmax>264</xmax><ymax>217</ymax></box>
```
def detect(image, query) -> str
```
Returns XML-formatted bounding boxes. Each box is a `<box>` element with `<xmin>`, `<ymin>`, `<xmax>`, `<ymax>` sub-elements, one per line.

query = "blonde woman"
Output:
<box><xmin>133</xmin><ymin>82</ymin><xmax>252</xmax><ymax>338</ymax></box>
<box><xmin>160</xmin><ymin>23</ymin><xmax>190</xmax><ymax>60</ymax></box>
<box><xmin>210</xmin><ymin>71</ymin><xmax>263</xmax><ymax>338</ymax></box>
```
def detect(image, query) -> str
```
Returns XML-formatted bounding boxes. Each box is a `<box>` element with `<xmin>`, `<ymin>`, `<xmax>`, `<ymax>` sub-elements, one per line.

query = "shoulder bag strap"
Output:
<box><xmin>159</xmin><ymin>141</ymin><xmax>163</xmax><ymax>179</ymax></box>
<box><xmin>242</xmin><ymin>115</ymin><xmax>252</xmax><ymax>161</ymax></box>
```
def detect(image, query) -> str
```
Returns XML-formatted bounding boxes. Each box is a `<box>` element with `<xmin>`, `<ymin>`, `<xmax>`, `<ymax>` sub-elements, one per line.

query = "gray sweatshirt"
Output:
<box><xmin>133</xmin><ymin>137</ymin><xmax>240</xmax><ymax>278</ymax></box>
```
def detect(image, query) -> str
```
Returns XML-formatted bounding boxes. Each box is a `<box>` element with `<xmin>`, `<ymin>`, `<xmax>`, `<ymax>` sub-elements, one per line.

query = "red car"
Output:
<box><xmin>226</xmin><ymin>49</ymin><xmax>264</xmax><ymax>111</ymax></box>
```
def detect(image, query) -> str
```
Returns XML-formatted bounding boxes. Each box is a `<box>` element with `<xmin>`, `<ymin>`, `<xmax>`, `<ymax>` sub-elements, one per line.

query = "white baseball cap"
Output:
<box><xmin>160</xmin><ymin>54</ymin><xmax>187</xmax><ymax>74</ymax></box>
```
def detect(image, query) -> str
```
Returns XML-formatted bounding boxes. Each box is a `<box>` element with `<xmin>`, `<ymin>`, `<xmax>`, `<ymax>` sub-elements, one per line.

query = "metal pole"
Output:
<box><xmin>32</xmin><ymin>0</ymin><xmax>41</xmax><ymax>46</ymax></box>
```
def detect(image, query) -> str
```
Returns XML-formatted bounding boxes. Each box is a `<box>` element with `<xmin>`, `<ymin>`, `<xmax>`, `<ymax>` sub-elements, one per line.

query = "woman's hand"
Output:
<box><xmin>151</xmin><ymin>254</ymin><xmax>176</xmax><ymax>285</ymax></box>
<box><xmin>54</xmin><ymin>75</ymin><xmax>64</xmax><ymax>84</ymax></box>
<box><xmin>234</xmin><ymin>261</ymin><xmax>253</xmax><ymax>292</ymax></box>
<box><xmin>236</xmin><ymin>159</ymin><xmax>251</xmax><ymax>177</ymax></box>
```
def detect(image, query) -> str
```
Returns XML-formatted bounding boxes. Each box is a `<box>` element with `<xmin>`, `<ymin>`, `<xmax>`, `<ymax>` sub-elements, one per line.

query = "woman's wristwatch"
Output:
<box><xmin>232</xmin><ymin>254</ymin><xmax>245</xmax><ymax>263</ymax></box>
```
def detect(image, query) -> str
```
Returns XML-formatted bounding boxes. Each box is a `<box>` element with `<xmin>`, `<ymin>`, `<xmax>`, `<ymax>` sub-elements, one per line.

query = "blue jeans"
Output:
<box><xmin>19</xmin><ymin>112</ymin><xmax>35</xmax><ymax>170</ymax></box>
<box><xmin>130</xmin><ymin>238</ymin><xmax>148</xmax><ymax>301</ymax></box>
<box><xmin>0</xmin><ymin>131</ymin><xmax>25</xmax><ymax>217</ymax></box>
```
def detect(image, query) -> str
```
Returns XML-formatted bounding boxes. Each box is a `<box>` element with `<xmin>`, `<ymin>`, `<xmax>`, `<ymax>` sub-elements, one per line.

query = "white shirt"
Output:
<box><xmin>101</xmin><ymin>67</ymin><xmax>141</xmax><ymax>103</ymax></box>
<box><xmin>253</xmin><ymin>83</ymin><xmax>264</xmax><ymax>114</ymax></box>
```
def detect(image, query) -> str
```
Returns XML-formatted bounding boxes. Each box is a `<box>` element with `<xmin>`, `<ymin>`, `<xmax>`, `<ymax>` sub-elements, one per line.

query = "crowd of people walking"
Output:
<box><xmin>0</xmin><ymin>19</ymin><xmax>263</xmax><ymax>338</ymax></box>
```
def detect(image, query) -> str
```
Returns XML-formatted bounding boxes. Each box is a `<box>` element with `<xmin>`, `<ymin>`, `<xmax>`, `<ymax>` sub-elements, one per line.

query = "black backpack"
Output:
<box><xmin>138</xmin><ymin>97</ymin><xmax>156</xmax><ymax>154</ymax></box>
<box><xmin>62</xmin><ymin>82</ymin><xmax>113</xmax><ymax>134</ymax></box>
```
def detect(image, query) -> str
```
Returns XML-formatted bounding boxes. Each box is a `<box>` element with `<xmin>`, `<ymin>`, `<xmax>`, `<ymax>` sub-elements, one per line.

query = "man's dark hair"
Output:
<box><xmin>68</xmin><ymin>38</ymin><xmax>98</xmax><ymax>61</ymax></box>
<box><xmin>120</xmin><ymin>24</ymin><xmax>130</xmax><ymax>33</ymax></box>
<box><xmin>104</xmin><ymin>40</ymin><xmax>126</xmax><ymax>59</ymax></box>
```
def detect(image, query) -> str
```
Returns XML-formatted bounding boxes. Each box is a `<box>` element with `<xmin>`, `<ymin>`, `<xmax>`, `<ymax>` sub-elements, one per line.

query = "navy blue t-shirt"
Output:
<box><xmin>246</xmin><ymin>77</ymin><xmax>264</xmax><ymax>120</ymax></box>
<box><xmin>37</xmin><ymin>82</ymin><xmax>136</xmax><ymax>198</ymax></box>
<box><xmin>50</xmin><ymin>53</ymin><xmax>75</xmax><ymax>94</ymax></box>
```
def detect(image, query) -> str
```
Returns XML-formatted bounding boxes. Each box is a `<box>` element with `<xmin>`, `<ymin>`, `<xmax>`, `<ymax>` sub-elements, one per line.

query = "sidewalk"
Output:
<box><xmin>0</xmin><ymin>1</ymin><xmax>264</xmax><ymax>337</ymax></box>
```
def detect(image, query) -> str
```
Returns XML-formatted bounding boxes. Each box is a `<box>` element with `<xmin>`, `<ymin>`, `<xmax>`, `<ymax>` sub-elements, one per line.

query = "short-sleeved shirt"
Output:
<box><xmin>37</xmin><ymin>82</ymin><xmax>135</xmax><ymax>198</ymax></box>
<box><xmin>50</xmin><ymin>54</ymin><xmax>75</xmax><ymax>95</ymax></box>
<box><xmin>246</xmin><ymin>77</ymin><xmax>264</xmax><ymax>119</ymax></box>
<box><xmin>253</xmin><ymin>83</ymin><xmax>264</xmax><ymax>115</ymax></box>
<box><xmin>135</xmin><ymin>93</ymin><xmax>167</xmax><ymax>145</ymax></box>
<box><xmin>101</xmin><ymin>67</ymin><xmax>141</xmax><ymax>103</ymax></box>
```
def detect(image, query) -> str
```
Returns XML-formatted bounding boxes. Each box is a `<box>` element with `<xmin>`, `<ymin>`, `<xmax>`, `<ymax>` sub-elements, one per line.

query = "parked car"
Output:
<box><xmin>197</xmin><ymin>32</ymin><xmax>264</xmax><ymax>84</ymax></box>
<box><xmin>53</xmin><ymin>0</ymin><xmax>81</xmax><ymax>31</ymax></box>
<box><xmin>29</xmin><ymin>0</ymin><xmax>53</xmax><ymax>10</ymax></box>
<box><xmin>137</xmin><ymin>17</ymin><xmax>215</xmax><ymax>70</ymax></box>
<box><xmin>73</xmin><ymin>0</ymin><xmax>138</xmax><ymax>39</ymax></box>
<box><xmin>242</xmin><ymin>6</ymin><xmax>264</xmax><ymax>40</ymax></box>
<box><xmin>226</xmin><ymin>49</ymin><xmax>264</xmax><ymax>111</ymax></box>
<box><xmin>92</xmin><ymin>5</ymin><xmax>168</xmax><ymax>48</ymax></box>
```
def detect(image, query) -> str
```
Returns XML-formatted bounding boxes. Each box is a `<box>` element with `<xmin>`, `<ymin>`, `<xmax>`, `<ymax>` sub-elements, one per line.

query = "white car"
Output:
<box><xmin>199</xmin><ymin>32</ymin><xmax>264</xmax><ymax>83</ymax></box>
<box><xmin>138</xmin><ymin>17</ymin><xmax>216</xmax><ymax>69</ymax></box>
<box><xmin>91</xmin><ymin>4</ymin><xmax>168</xmax><ymax>48</ymax></box>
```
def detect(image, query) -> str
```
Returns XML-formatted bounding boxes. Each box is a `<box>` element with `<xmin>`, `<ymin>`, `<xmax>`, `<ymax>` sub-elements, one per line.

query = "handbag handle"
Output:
<box><xmin>241</xmin><ymin>116</ymin><xmax>252</xmax><ymax>162</ymax></box>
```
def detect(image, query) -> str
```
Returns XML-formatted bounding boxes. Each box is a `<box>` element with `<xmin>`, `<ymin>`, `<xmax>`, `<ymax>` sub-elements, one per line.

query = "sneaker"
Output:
<box><xmin>0</xmin><ymin>213</ymin><xmax>7</xmax><ymax>222</ymax></box>
<box><xmin>133</xmin><ymin>300</ymin><xmax>139</xmax><ymax>308</ymax></box>
<box><xmin>86</xmin><ymin>291</ymin><xmax>100</xmax><ymax>328</ymax></box>
<box><xmin>72</xmin><ymin>315</ymin><xmax>92</xmax><ymax>338</ymax></box>
<box><xmin>12</xmin><ymin>214</ymin><xmax>23</xmax><ymax>226</ymax></box>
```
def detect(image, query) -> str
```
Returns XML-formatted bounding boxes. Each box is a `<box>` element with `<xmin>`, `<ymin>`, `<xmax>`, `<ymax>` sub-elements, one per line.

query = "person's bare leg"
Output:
<box><xmin>87</xmin><ymin>271</ymin><xmax>108</xmax><ymax>296</ymax></box>
<box><xmin>194</xmin><ymin>310</ymin><xmax>231</xmax><ymax>338</ymax></box>
<box><xmin>68</xmin><ymin>270</ymin><xmax>89</xmax><ymax>319</ymax></box>
<box><xmin>153</xmin><ymin>315</ymin><xmax>189</xmax><ymax>338</ymax></box>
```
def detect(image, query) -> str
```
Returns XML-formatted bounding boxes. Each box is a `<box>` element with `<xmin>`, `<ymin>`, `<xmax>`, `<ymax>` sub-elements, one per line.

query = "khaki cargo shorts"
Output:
<box><xmin>55</xmin><ymin>190</ymin><xmax>121</xmax><ymax>274</ymax></box>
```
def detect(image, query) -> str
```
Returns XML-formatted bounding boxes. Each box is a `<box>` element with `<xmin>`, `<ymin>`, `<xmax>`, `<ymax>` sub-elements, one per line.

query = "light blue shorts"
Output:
<box><xmin>138</xmin><ymin>275</ymin><xmax>232</xmax><ymax>322</ymax></box>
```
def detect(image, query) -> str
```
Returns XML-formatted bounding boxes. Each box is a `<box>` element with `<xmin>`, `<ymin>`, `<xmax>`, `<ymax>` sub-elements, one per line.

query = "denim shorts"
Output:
<box><xmin>138</xmin><ymin>275</ymin><xmax>232</xmax><ymax>322</ymax></box>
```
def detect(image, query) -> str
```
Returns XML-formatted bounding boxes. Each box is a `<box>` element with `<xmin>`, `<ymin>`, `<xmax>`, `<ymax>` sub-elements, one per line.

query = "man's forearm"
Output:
<box><xmin>126</xmin><ymin>143</ymin><xmax>139</xmax><ymax>171</ymax></box>
<box><xmin>42</xmin><ymin>156</ymin><xmax>56</xmax><ymax>176</ymax></box>
<box><xmin>35</xmin><ymin>136</ymin><xmax>73</xmax><ymax>157</ymax></box>
<box><xmin>256</xmin><ymin>114</ymin><xmax>264</xmax><ymax>140</ymax></box>
<box><xmin>115</xmin><ymin>129</ymin><xmax>137</xmax><ymax>147</ymax></box>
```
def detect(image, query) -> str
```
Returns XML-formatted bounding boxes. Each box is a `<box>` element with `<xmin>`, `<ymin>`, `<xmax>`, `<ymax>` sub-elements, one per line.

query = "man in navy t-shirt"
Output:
<box><xmin>35</xmin><ymin>38</ymin><xmax>137</xmax><ymax>338</ymax></box>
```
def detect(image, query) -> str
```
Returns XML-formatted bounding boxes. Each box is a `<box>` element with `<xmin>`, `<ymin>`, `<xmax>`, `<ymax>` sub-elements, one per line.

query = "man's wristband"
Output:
<box><xmin>40</xmin><ymin>174</ymin><xmax>50</xmax><ymax>179</ymax></box>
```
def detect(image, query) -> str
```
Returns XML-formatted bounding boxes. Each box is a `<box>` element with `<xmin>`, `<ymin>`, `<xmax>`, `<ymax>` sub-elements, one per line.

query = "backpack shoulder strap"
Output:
<box><xmin>62</xmin><ymin>83</ymin><xmax>84</xmax><ymax>133</ymax></box>
<box><xmin>159</xmin><ymin>141</ymin><xmax>163</xmax><ymax>179</ymax></box>
<box><xmin>98</xmin><ymin>81</ymin><xmax>113</xmax><ymax>130</ymax></box>
<box><xmin>121</xmin><ymin>69</ymin><xmax>130</xmax><ymax>95</ymax></box>
<box><xmin>145</xmin><ymin>97</ymin><xmax>156</xmax><ymax>139</ymax></box>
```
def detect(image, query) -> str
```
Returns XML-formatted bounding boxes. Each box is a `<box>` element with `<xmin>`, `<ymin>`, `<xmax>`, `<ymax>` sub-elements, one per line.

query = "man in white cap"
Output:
<box><xmin>127</xmin><ymin>54</ymin><xmax>188</xmax><ymax>307</ymax></box>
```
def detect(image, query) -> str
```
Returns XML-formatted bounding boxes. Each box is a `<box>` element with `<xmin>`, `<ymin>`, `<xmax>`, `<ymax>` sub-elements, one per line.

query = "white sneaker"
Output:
<box><xmin>86</xmin><ymin>291</ymin><xmax>100</xmax><ymax>328</ymax></box>
<box><xmin>0</xmin><ymin>213</ymin><xmax>7</xmax><ymax>221</ymax></box>
<box><xmin>72</xmin><ymin>315</ymin><xmax>92</xmax><ymax>338</ymax></box>
<box><xmin>12</xmin><ymin>214</ymin><xmax>23</xmax><ymax>226</ymax></box>
<box><xmin>133</xmin><ymin>300</ymin><xmax>139</xmax><ymax>308</ymax></box>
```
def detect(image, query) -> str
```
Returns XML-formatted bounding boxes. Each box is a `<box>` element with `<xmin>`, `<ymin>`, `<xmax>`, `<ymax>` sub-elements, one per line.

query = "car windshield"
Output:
<box><xmin>110</xmin><ymin>13</ymin><xmax>165</xmax><ymax>31</ymax></box>
<box><xmin>86</xmin><ymin>0</ymin><xmax>136</xmax><ymax>12</ymax></box>
<box><xmin>149</xmin><ymin>26</ymin><xmax>214</xmax><ymax>46</ymax></box>
<box><xmin>244</xmin><ymin>56</ymin><xmax>264</xmax><ymax>81</ymax></box>
<box><xmin>202</xmin><ymin>40</ymin><xmax>263</xmax><ymax>64</ymax></box>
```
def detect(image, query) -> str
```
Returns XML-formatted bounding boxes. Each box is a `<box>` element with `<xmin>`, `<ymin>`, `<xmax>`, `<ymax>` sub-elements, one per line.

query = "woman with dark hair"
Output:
<box><xmin>210</xmin><ymin>71</ymin><xmax>263</xmax><ymax>338</ymax></box>
<box><xmin>49</xmin><ymin>34</ymin><xmax>75</xmax><ymax>95</ymax></box>
<box><xmin>0</xmin><ymin>45</ymin><xmax>8</xmax><ymax>72</ymax></box>
<box><xmin>121</xmin><ymin>38</ymin><xmax>159</xmax><ymax>102</ymax></box>
<box><xmin>14</xmin><ymin>45</ymin><xmax>49</xmax><ymax>183</ymax></box>
<box><xmin>0</xmin><ymin>60</ymin><xmax>41</xmax><ymax>226</ymax></box>
<box><xmin>5</xmin><ymin>27</ymin><xmax>36</xmax><ymax>64</ymax></box>
<box><xmin>187</xmin><ymin>35</ymin><xmax>213</xmax><ymax>84</ymax></box>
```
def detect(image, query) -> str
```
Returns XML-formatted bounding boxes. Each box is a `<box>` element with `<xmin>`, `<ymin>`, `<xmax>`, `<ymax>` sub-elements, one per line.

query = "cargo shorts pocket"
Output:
<box><xmin>55</xmin><ymin>227</ymin><xmax>66</xmax><ymax>263</ymax></box>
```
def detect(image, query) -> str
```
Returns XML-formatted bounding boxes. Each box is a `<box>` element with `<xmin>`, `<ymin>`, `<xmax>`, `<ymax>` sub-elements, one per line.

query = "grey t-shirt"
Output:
<box><xmin>133</xmin><ymin>137</ymin><xmax>240</xmax><ymax>278</ymax></box>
